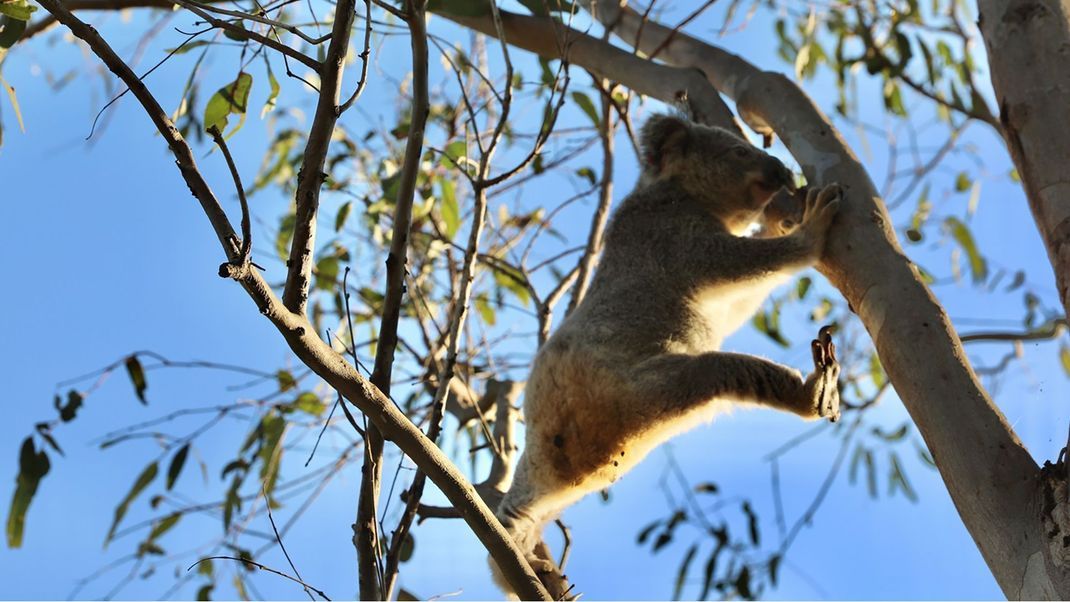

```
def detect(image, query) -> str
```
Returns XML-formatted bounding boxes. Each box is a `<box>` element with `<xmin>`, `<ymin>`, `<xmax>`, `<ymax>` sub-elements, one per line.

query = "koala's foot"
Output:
<box><xmin>528</xmin><ymin>557</ymin><xmax>578</xmax><ymax>601</ymax></box>
<box><xmin>805</xmin><ymin>325</ymin><xmax>841</xmax><ymax>421</ymax></box>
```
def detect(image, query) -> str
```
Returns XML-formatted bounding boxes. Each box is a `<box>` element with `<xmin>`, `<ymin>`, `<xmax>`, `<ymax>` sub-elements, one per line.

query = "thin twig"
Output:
<box><xmin>187</xmin><ymin>556</ymin><xmax>331</xmax><ymax>600</ymax></box>
<box><xmin>262</xmin><ymin>488</ymin><xmax>315</xmax><ymax>601</ymax></box>
<box><xmin>208</xmin><ymin>125</ymin><xmax>252</xmax><ymax>263</ymax></box>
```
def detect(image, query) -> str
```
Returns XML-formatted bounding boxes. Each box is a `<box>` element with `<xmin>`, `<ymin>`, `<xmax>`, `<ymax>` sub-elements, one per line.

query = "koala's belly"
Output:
<box><xmin>688</xmin><ymin>275</ymin><xmax>789</xmax><ymax>343</ymax></box>
<box><xmin>524</xmin><ymin>345</ymin><xmax>652</xmax><ymax>490</ymax></box>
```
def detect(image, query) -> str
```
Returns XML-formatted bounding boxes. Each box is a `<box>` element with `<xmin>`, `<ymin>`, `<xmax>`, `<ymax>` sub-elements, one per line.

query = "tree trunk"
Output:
<box><xmin>976</xmin><ymin>0</ymin><xmax>1070</xmax><ymax>326</ymax></box>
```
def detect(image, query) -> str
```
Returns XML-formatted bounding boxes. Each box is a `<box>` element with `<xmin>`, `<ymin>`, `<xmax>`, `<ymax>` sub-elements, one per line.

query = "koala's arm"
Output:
<box><xmin>690</xmin><ymin>184</ymin><xmax>841</xmax><ymax>282</ymax></box>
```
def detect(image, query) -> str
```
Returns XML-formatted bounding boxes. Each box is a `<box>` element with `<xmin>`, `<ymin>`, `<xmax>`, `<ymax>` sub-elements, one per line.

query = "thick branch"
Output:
<box><xmin>582</xmin><ymin>1</ymin><xmax>1047</xmax><ymax>597</ymax></box>
<box><xmin>977</xmin><ymin>0</ymin><xmax>1070</xmax><ymax>329</ymax></box>
<box><xmin>431</xmin><ymin>6</ymin><xmax>741</xmax><ymax>135</ymax></box>
<box><xmin>38</xmin><ymin>4</ymin><xmax>549</xmax><ymax>598</ymax></box>
<box><xmin>281</xmin><ymin>0</ymin><xmax>356</xmax><ymax>314</ymax></box>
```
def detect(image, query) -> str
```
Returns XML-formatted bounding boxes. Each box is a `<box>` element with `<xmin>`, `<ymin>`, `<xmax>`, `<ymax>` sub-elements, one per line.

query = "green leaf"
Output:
<box><xmin>34</xmin><ymin>424</ymin><xmax>63</xmax><ymax>457</ymax></box>
<box><xmin>492</xmin><ymin>264</ymin><xmax>531</xmax><ymax>307</ymax></box>
<box><xmin>106</xmin><ymin>461</ymin><xmax>159</xmax><ymax>544</ymax></box>
<box><xmin>147</xmin><ymin>512</ymin><xmax>181</xmax><ymax>541</ymax></box>
<box><xmin>292</xmin><ymin>392</ymin><xmax>326</xmax><ymax>416</ymax></box>
<box><xmin>125</xmin><ymin>355</ymin><xmax>148</xmax><ymax>404</ymax></box>
<box><xmin>440</xmin><ymin>140</ymin><xmax>469</xmax><ymax>172</ymax></box>
<box><xmin>751</xmin><ymin>307</ymin><xmax>789</xmax><ymax>347</ymax></box>
<box><xmin>196</xmin><ymin>584</ymin><xmax>213</xmax><ymax>601</ymax></box>
<box><xmin>315</xmin><ymin>256</ymin><xmax>340</xmax><ymax>290</ymax></box>
<box><xmin>954</xmin><ymin>172</ymin><xmax>971</xmax><ymax>192</ymax></box>
<box><xmin>0</xmin><ymin>16</ymin><xmax>28</xmax><ymax>49</ymax></box>
<box><xmin>888</xmin><ymin>453</ymin><xmax>918</xmax><ymax>502</ymax></box>
<box><xmin>795</xmin><ymin>276</ymin><xmax>812</xmax><ymax>300</ymax></box>
<box><xmin>906</xmin><ymin>184</ymin><xmax>931</xmax><ymax>243</ymax></box>
<box><xmin>944</xmin><ymin>217</ymin><xmax>987</xmax><ymax>283</ymax></box>
<box><xmin>222</xmin><ymin>24</ymin><xmax>249</xmax><ymax>42</ymax></box>
<box><xmin>864</xmin><ymin>448</ymin><xmax>877</xmax><ymax>498</ymax></box>
<box><xmin>439</xmin><ymin>179</ymin><xmax>460</xmax><ymax>239</ymax></box>
<box><xmin>6</xmin><ymin>437</ymin><xmax>50</xmax><ymax>548</ymax></box>
<box><xmin>261</xmin><ymin>60</ymin><xmax>280</xmax><ymax>119</ymax></box>
<box><xmin>475</xmin><ymin>294</ymin><xmax>496</xmax><ymax>326</ymax></box>
<box><xmin>734</xmin><ymin>566</ymin><xmax>753</xmax><ymax>600</ymax></box>
<box><xmin>575</xmin><ymin>167</ymin><xmax>597</xmax><ymax>186</ymax></box>
<box><xmin>1</xmin><ymin>76</ymin><xmax>25</xmax><ymax>134</ymax></box>
<box><xmin>694</xmin><ymin>482</ymin><xmax>719</xmax><ymax>494</ymax></box>
<box><xmin>699</xmin><ymin>539</ymin><xmax>725</xmax><ymax>599</ymax></box>
<box><xmin>1060</xmin><ymin>345</ymin><xmax>1070</xmax><ymax>378</ymax></box>
<box><xmin>335</xmin><ymin>201</ymin><xmax>352</xmax><ymax>233</ymax></box>
<box><xmin>0</xmin><ymin>0</ymin><xmax>36</xmax><ymax>21</ymax></box>
<box><xmin>868</xmin><ymin>353</ymin><xmax>886</xmax><ymax>388</ymax></box>
<box><xmin>570</xmin><ymin>91</ymin><xmax>600</xmax><ymax>127</ymax></box>
<box><xmin>55</xmin><ymin>390</ymin><xmax>83</xmax><ymax>423</ymax></box>
<box><xmin>276</xmin><ymin>370</ymin><xmax>297</xmax><ymax>392</ymax></box>
<box><xmin>167</xmin><ymin>444</ymin><xmax>190</xmax><ymax>490</ymax></box>
<box><xmin>882</xmin><ymin>80</ymin><xmax>906</xmax><ymax>116</ymax></box>
<box><xmin>276</xmin><ymin>213</ymin><xmax>296</xmax><ymax>260</ymax></box>
<box><xmin>223</xmin><ymin>477</ymin><xmax>241</xmax><ymax>531</ymax></box>
<box><xmin>742</xmin><ymin>501</ymin><xmax>759</xmax><ymax>546</ymax></box>
<box><xmin>916</xmin><ymin>442</ymin><xmax>937</xmax><ymax>468</ymax></box>
<box><xmin>673</xmin><ymin>544</ymin><xmax>699</xmax><ymax>600</ymax></box>
<box><xmin>257</xmin><ymin>413</ymin><xmax>286</xmax><ymax>494</ymax></box>
<box><xmin>636</xmin><ymin>520</ymin><xmax>661</xmax><ymax>544</ymax></box>
<box><xmin>873</xmin><ymin>423</ymin><xmax>908</xmax><ymax>442</ymax></box>
<box><xmin>204</xmin><ymin>72</ymin><xmax>253</xmax><ymax>136</ymax></box>
<box><xmin>399</xmin><ymin>531</ymin><xmax>415</xmax><ymax>562</ymax></box>
<box><xmin>198</xmin><ymin>558</ymin><xmax>214</xmax><ymax>577</ymax></box>
<box><xmin>233</xmin><ymin>575</ymin><xmax>250</xmax><ymax>601</ymax></box>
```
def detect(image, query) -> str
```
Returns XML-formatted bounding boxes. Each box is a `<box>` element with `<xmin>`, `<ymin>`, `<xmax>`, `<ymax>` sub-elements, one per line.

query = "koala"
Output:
<box><xmin>493</xmin><ymin>114</ymin><xmax>842</xmax><ymax>594</ymax></box>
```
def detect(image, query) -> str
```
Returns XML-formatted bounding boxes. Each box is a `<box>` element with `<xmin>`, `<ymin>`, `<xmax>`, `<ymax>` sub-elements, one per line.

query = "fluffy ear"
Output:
<box><xmin>640</xmin><ymin>114</ymin><xmax>690</xmax><ymax>175</ymax></box>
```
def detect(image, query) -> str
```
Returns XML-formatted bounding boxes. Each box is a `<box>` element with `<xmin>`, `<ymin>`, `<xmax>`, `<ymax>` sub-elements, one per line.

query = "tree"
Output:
<box><xmin>2</xmin><ymin>0</ymin><xmax>1068</xmax><ymax>599</ymax></box>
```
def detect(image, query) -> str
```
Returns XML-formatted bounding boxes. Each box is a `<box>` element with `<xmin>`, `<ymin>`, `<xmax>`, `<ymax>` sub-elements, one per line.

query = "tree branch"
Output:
<box><xmin>281</xmin><ymin>0</ymin><xmax>355</xmax><ymax>314</ymax></box>
<box><xmin>430</xmin><ymin>6</ymin><xmax>742</xmax><ymax>136</ymax></box>
<box><xmin>36</xmin><ymin>3</ymin><xmax>549</xmax><ymax>598</ymax></box>
<box><xmin>977</xmin><ymin>0</ymin><xmax>1070</xmax><ymax>332</ymax></box>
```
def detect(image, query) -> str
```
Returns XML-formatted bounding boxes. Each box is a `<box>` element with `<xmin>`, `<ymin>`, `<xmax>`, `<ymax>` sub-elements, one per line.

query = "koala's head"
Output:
<box><xmin>639</xmin><ymin>114</ymin><xmax>797</xmax><ymax>233</ymax></box>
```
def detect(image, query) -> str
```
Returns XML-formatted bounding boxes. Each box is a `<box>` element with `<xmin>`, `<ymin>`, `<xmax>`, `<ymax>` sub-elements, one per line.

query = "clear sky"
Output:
<box><xmin>1</xmin><ymin>2</ymin><xmax>1067</xmax><ymax>600</ymax></box>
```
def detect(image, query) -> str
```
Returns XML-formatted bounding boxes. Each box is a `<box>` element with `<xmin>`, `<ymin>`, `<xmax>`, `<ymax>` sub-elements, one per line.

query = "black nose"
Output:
<box><xmin>762</xmin><ymin>156</ymin><xmax>795</xmax><ymax>192</ymax></box>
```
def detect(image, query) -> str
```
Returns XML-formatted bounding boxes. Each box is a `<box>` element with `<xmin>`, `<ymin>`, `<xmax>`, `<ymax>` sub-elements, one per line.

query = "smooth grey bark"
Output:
<box><xmin>976</xmin><ymin>0</ymin><xmax>1070</xmax><ymax>328</ymax></box>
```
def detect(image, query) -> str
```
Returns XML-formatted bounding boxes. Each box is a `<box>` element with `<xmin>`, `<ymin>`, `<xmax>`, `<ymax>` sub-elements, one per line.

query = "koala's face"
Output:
<box><xmin>640</xmin><ymin>114</ymin><xmax>797</xmax><ymax>233</ymax></box>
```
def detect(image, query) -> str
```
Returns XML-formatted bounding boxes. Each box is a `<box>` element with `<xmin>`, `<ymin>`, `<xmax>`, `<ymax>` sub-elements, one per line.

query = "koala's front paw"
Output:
<box><xmin>800</xmin><ymin>183</ymin><xmax>842</xmax><ymax>254</ymax></box>
<box><xmin>805</xmin><ymin>325</ymin><xmax>841</xmax><ymax>422</ymax></box>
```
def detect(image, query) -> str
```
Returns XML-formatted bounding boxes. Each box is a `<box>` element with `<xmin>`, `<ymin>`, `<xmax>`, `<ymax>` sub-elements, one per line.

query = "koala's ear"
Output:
<box><xmin>640</xmin><ymin>114</ymin><xmax>690</xmax><ymax>174</ymax></box>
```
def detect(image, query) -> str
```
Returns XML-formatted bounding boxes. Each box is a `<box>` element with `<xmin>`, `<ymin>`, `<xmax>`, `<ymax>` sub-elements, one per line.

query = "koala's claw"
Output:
<box><xmin>807</xmin><ymin>325</ymin><xmax>841</xmax><ymax>422</ymax></box>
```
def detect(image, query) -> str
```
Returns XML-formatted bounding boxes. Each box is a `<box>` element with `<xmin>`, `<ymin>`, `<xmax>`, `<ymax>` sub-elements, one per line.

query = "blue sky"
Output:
<box><xmin>1</xmin><ymin>2</ymin><xmax>1068</xmax><ymax>600</ymax></box>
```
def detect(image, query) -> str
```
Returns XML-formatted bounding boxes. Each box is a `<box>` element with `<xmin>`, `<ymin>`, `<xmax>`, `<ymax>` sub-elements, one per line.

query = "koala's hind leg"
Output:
<box><xmin>495</xmin><ymin>454</ymin><xmax>563</xmax><ymax>555</ymax></box>
<box><xmin>635</xmin><ymin>336</ymin><xmax>840</xmax><ymax>422</ymax></box>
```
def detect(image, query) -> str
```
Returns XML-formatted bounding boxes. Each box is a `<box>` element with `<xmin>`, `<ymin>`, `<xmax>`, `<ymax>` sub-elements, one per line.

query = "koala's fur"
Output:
<box><xmin>494</xmin><ymin>114</ymin><xmax>842</xmax><ymax>589</ymax></box>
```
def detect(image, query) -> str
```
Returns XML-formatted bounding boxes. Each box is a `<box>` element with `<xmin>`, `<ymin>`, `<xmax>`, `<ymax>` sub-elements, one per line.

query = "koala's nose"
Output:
<box><xmin>762</xmin><ymin>156</ymin><xmax>796</xmax><ymax>192</ymax></box>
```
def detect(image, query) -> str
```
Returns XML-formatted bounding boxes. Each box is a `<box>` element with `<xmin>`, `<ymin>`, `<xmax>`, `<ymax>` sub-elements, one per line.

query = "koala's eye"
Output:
<box><xmin>733</xmin><ymin>147</ymin><xmax>749</xmax><ymax>158</ymax></box>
